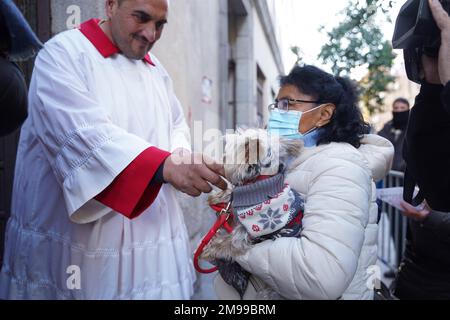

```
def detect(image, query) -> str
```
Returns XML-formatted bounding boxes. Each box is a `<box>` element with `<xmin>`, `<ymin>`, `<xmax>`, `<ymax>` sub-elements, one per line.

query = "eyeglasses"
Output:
<box><xmin>268</xmin><ymin>98</ymin><xmax>321</xmax><ymax>113</ymax></box>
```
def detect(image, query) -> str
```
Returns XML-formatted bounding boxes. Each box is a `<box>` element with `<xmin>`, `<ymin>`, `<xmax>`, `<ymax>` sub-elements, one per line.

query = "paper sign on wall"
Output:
<box><xmin>201</xmin><ymin>76</ymin><xmax>213</xmax><ymax>104</ymax></box>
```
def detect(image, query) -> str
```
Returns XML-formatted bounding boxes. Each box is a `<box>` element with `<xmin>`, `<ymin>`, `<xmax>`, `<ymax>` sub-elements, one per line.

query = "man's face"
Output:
<box><xmin>393</xmin><ymin>102</ymin><xmax>409</xmax><ymax>113</ymax></box>
<box><xmin>106</xmin><ymin>0</ymin><xmax>168</xmax><ymax>60</ymax></box>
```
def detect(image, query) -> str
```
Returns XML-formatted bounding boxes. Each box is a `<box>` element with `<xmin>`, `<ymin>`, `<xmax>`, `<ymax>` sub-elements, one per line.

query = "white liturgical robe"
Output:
<box><xmin>0</xmin><ymin>19</ymin><xmax>196</xmax><ymax>299</ymax></box>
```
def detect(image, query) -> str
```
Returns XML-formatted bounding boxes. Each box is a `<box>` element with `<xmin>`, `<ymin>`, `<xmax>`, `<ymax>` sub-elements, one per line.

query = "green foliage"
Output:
<box><xmin>318</xmin><ymin>0</ymin><xmax>397</xmax><ymax>114</ymax></box>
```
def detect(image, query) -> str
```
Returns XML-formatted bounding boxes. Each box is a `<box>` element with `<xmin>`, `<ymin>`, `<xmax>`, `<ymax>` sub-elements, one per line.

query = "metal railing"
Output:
<box><xmin>377</xmin><ymin>170</ymin><xmax>408</xmax><ymax>274</ymax></box>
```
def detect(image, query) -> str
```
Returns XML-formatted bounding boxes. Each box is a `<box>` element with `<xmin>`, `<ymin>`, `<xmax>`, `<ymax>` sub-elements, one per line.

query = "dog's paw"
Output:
<box><xmin>230</xmin><ymin>225</ymin><xmax>254</xmax><ymax>255</ymax></box>
<box><xmin>200</xmin><ymin>231</ymin><xmax>234</xmax><ymax>262</ymax></box>
<box><xmin>199</xmin><ymin>240</ymin><xmax>217</xmax><ymax>262</ymax></box>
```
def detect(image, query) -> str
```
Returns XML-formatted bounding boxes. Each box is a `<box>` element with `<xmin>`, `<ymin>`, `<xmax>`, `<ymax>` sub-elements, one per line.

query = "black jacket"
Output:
<box><xmin>378</xmin><ymin>120</ymin><xmax>407</xmax><ymax>172</ymax></box>
<box><xmin>394</xmin><ymin>209</ymin><xmax>450</xmax><ymax>300</ymax></box>
<box><xmin>395</xmin><ymin>83</ymin><xmax>450</xmax><ymax>300</ymax></box>
<box><xmin>403</xmin><ymin>83</ymin><xmax>450</xmax><ymax>211</ymax></box>
<box><xmin>0</xmin><ymin>55</ymin><xmax>28</xmax><ymax>136</ymax></box>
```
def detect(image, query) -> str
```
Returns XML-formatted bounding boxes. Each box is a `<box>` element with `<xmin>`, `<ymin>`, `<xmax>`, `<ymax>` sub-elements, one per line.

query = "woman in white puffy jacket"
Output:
<box><xmin>234</xmin><ymin>65</ymin><xmax>394</xmax><ymax>300</ymax></box>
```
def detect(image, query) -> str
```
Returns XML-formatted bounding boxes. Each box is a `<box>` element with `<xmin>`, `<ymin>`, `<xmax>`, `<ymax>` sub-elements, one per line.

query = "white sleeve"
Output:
<box><xmin>29</xmin><ymin>40</ymin><xmax>152</xmax><ymax>224</ymax></box>
<box><xmin>236</xmin><ymin>156</ymin><xmax>372</xmax><ymax>300</ymax></box>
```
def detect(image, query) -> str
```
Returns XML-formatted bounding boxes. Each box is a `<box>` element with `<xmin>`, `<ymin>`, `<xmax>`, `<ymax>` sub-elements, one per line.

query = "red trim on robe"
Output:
<box><xmin>95</xmin><ymin>147</ymin><xmax>171</xmax><ymax>219</ymax></box>
<box><xmin>79</xmin><ymin>18</ymin><xmax>155</xmax><ymax>66</ymax></box>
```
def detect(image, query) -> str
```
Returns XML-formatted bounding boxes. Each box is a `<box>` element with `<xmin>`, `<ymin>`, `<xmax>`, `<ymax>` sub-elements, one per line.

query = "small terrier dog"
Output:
<box><xmin>200</xmin><ymin>129</ymin><xmax>304</xmax><ymax>299</ymax></box>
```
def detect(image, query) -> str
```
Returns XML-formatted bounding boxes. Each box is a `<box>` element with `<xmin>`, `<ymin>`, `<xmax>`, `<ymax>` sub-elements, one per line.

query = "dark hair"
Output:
<box><xmin>393</xmin><ymin>97</ymin><xmax>410</xmax><ymax>108</ymax></box>
<box><xmin>279</xmin><ymin>65</ymin><xmax>370</xmax><ymax>149</ymax></box>
<box><xmin>0</xmin><ymin>9</ymin><xmax>11</xmax><ymax>54</ymax></box>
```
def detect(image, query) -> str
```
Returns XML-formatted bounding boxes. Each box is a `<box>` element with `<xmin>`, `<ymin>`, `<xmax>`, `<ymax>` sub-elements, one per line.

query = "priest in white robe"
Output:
<box><xmin>0</xmin><ymin>0</ymin><xmax>226</xmax><ymax>299</ymax></box>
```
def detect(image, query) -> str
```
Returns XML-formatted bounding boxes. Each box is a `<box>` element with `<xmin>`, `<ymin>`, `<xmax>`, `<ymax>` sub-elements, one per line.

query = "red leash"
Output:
<box><xmin>194</xmin><ymin>202</ymin><xmax>234</xmax><ymax>274</ymax></box>
<box><xmin>193</xmin><ymin>176</ymin><xmax>274</xmax><ymax>273</ymax></box>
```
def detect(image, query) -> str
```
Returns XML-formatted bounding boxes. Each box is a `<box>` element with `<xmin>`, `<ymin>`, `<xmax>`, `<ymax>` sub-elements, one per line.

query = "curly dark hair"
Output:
<box><xmin>279</xmin><ymin>65</ymin><xmax>370</xmax><ymax>149</ymax></box>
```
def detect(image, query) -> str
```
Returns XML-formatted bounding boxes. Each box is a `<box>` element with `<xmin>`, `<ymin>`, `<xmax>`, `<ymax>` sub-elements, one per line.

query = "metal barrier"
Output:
<box><xmin>377</xmin><ymin>170</ymin><xmax>408</xmax><ymax>274</ymax></box>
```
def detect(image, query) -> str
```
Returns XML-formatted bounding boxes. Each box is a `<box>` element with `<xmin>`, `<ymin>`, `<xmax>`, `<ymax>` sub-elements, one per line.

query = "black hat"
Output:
<box><xmin>0</xmin><ymin>0</ymin><xmax>43</xmax><ymax>61</ymax></box>
<box><xmin>392</xmin><ymin>0</ymin><xmax>442</xmax><ymax>51</ymax></box>
<box><xmin>392</xmin><ymin>0</ymin><xmax>450</xmax><ymax>84</ymax></box>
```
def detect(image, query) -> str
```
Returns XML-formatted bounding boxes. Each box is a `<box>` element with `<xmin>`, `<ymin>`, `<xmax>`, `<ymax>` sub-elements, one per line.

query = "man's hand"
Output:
<box><xmin>429</xmin><ymin>0</ymin><xmax>450</xmax><ymax>85</ymax></box>
<box><xmin>163</xmin><ymin>148</ymin><xmax>227</xmax><ymax>197</ymax></box>
<box><xmin>400</xmin><ymin>200</ymin><xmax>431</xmax><ymax>222</ymax></box>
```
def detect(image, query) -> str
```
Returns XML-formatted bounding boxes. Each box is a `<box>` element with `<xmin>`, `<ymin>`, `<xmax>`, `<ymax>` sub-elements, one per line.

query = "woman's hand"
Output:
<box><xmin>400</xmin><ymin>200</ymin><xmax>431</xmax><ymax>222</ymax></box>
<box><xmin>428</xmin><ymin>0</ymin><xmax>450</xmax><ymax>85</ymax></box>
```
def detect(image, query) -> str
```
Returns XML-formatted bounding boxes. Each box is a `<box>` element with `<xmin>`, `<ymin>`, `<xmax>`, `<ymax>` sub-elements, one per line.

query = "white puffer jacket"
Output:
<box><xmin>236</xmin><ymin>135</ymin><xmax>394</xmax><ymax>300</ymax></box>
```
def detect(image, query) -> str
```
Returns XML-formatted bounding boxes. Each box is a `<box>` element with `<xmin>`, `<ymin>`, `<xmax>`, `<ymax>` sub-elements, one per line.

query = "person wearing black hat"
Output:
<box><xmin>393</xmin><ymin>0</ymin><xmax>450</xmax><ymax>300</ymax></box>
<box><xmin>378</xmin><ymin>98</ymin><xmax>410</xmax><ymax>172</ymax></box>
<box><xmin>0</xmin><ymin>0</ymin><xmax>42</xmax><ymax>136</ymax></box>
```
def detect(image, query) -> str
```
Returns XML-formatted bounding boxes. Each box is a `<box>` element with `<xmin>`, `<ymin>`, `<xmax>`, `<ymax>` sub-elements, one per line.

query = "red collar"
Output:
<box><xmin>79</xmin><ymin>19</ymin><xmax>155</xmax><ymax>66</ymax></box>
<box><xmin>255</xmin><ymin>175</ymin><xmax>274</xmax><ymax>182</ymax></box>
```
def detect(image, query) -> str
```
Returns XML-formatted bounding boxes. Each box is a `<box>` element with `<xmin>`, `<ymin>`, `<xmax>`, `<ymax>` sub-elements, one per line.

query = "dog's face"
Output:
<box><xmin>223</xmin><ymin>129</ymin><xmax>303</xmax><ymax>186</ymax></box>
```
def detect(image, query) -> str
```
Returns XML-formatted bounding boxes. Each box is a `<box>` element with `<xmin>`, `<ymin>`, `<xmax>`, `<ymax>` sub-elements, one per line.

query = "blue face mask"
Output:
<box><xmin>267</xmin><ymin>106</ymin><xmax>322</xmax><ymax>143</ymax></box>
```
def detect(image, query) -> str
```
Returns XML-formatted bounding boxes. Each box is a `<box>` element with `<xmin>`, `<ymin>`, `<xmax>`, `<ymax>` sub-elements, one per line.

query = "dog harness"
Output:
<box><xmin>232</xmin><ymin>174</ymin><xmax>304</xmax><ymax>239</ymax></box>
<box><xmin>194</xmin><ymin>174</ymin><xmax>304</xmax><ymax>274</ymax></box>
